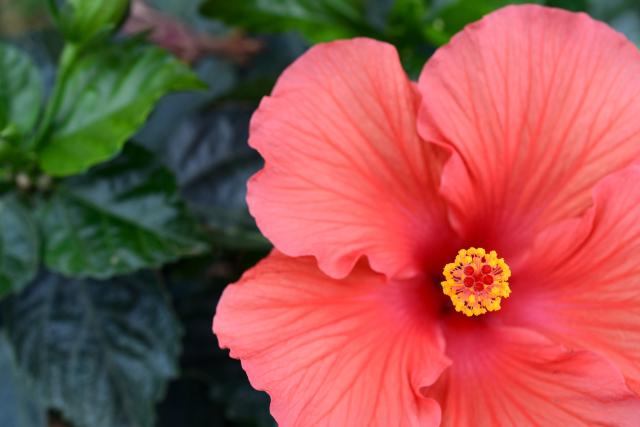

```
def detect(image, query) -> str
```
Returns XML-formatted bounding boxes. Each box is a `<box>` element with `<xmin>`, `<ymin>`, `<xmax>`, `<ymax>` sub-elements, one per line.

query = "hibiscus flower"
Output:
<box><xmin>213</xmin><ymin>5</ymin><xmax>640</xmax><ymax>426</ymax></box>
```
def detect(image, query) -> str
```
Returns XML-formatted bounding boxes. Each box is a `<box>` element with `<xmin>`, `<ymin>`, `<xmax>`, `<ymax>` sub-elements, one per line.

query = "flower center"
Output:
<box><xmin>441</xmin><ymin>247</ymin><xmax>511</xmax><ymax>317</ymax></box>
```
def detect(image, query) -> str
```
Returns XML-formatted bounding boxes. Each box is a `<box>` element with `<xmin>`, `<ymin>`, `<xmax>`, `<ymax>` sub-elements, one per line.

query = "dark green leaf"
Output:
<box><xmin>164</xmin><ymin>106</ymin><xmax>260</xmax><ymax>227</ymax></box>
<box><xmin>0</xmin><ymin>194</ymin><xmax>39</xmax><ymax>299</ymax></box>
<box><xmin>431</xmin><ymin>0</ymin><xmax>543</xmax><ymax>42</ymax></box>
<box><xmin>142</xmin><ymin>103</ymin><xmax>270</xmax><ymax>250</ymax></box>
<box><xmin>134</xmin><ymin>57</ymin><xmax>239</xmax><ymax>151</ymax></box>
<box><xmin>38</xmin><ymin>42</ymin><xmax>205</xmax><ymax>177</ymax></box>
<box><xmin>39</xmin><ymin>145</ymin><xmax>209</xmax><ymax>279</ymax></box>
<box><xmin>136</xmin><ymin>36</ymin><xmax>304</xmax><ymax>250</ymax></box>
<box><xmin>0</xmin><ymin>43</ymin><xmax>43</xmax><ymax>137</ymax></box>
<box><xmin>155</xmin><ymin>265</ymin><xmax>272</xmax><ymax>427</ymax></box>
<box><xmin>544</xmin><ymin>0</ymin><xmax>588</xmax><ymax>12</ymax></box>
<box><xmin>5</xmin><ymin>271</ymin><xmax>182</xmax><ymax>427</ymax></box>
<box><xmin>200</xmin><ymin>0</ymin><xmax>376</xmax><ymax>43</ymax></box>
<box><xmin>214</xmin><ymin>384</ymin><xmax>274</xmax><ymax>427</ymax></box>
<box><xmin>0</xmin><ymin>333</ymin><xmax>46</xmax><ymax>427</ymax></box>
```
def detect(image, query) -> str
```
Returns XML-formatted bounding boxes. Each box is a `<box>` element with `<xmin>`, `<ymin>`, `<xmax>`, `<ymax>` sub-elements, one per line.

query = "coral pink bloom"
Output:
<box><xmin>214</xmin><ymin>5</ymin><xmax>640</xmax><ymax>426</ymax></box>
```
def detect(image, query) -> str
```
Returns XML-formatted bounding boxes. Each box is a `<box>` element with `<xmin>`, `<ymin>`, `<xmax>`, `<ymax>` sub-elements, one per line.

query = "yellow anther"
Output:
<box><xmin>440</xmin><ymin>247</ymin><xmax>511</xmax><ymax>317</ymax></box>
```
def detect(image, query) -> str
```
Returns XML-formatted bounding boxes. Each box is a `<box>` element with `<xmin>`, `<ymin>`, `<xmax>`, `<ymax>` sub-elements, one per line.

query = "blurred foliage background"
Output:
<box><xmin>0</xmin><ymin>0</ymin><xmax>638</xmax><ymax>426</ymax></box>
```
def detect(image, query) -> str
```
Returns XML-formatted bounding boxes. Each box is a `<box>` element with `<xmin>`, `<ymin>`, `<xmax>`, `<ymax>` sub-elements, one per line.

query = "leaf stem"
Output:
<box><xmin>29</xmin><ymin>43</ymin><xmax>79</xmax><ymax>151</ymax></box>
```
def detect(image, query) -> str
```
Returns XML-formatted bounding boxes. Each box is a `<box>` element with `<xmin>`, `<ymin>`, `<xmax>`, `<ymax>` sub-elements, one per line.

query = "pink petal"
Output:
<box><xmin>425</xmin><ymin>321</ymin><xmax>640</xmax><ymax>426</ymax></box>
<box><xmin>501</xmin><ymin>163</ymin><xmax>640</xmax><ymax>393</ymax></box>
<box><xmin>248</xmin><ymin>38</ymin><xmax>454</xmax><ymax>280</ymax></box>
<box><xmin>418</xmin><ymin>5</ymin><xmax>640</xmax><ymax>256</ymax></box>
<box><xmin>213</xmin><ymin>252</ymin><xmax>450</xmax><ymax>426</ymax></box>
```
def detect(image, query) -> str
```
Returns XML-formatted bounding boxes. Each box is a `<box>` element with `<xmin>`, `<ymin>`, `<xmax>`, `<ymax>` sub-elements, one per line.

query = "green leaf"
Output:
<box><xmin>200</xmin><ymin>0</ymin><xmax>376</xmax><ymax>43</ymax></box>
<box><xmin>5</xmin><ymin>271</ymin><xmax>182</xmax><ymax>427</ymax></box>
<box><xmin>53</xmin><ymin>0</ymin><xmax>130</xmax><ymax>44</ymax></box>
<box><xmin>0</xmin><ymin>43</ymin><xmax>43</xmax><ymax>137</ymax></box>
<box><xmin>0</xmin><ymin>333</ymin><xmax>46</xmax><ymax>427</ymax></box>
<box><xmin>383</xmin><ymin>0</ymin><xmax>437</xmax><ymax>75</ymax></box>
<box><xmin>38</xmin><ymin>144</ymin><xmax>209</xmax><ymax>279</ymax></box>
<box><xmin>0</xmin><ymin>194</ymin><xmax>39</xmax><ymax>299</ymax></box>
<box><xmin>38</xmin><ymin>42</ymin><xmax>205</xmax><ymax>177</ymax></box>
